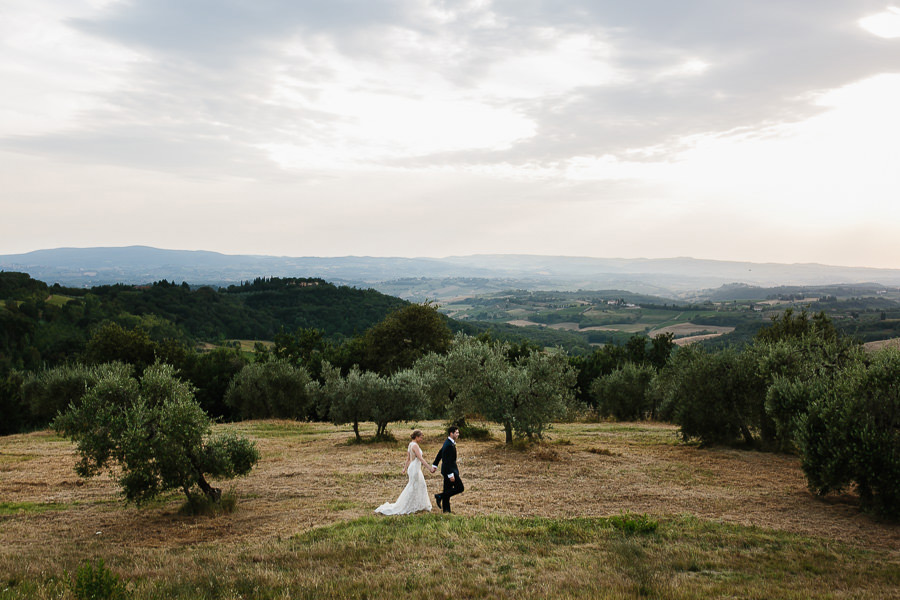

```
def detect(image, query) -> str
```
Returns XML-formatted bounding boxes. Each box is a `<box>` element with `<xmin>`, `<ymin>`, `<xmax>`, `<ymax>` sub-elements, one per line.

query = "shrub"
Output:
<box><xmin>456</xmin><ymin>422</ymin><xmax>493</xmax><ymax>441</ymax></box>
<box><xmin>180</xmin><ymin>489</ymin><xmax>238</xmax><ymax>516</ymax></box>
<box><xmin>607</xmin><ymin>512</ymin><xmax>659</xmax><ymax>534</ymax></box>
<box><xmin>71</xmin><ymin>559</ymin><xmax>128</xmax><ymax>600</ymax></box>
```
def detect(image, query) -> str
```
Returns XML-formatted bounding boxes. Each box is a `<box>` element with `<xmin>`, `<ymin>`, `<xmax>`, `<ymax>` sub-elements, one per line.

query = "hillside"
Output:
<box><xmin>4</xmin><ymin>246</ymin><xmax>900</xmax><ymax>299</ymax></box>
<box><xmin>1</xmin><ymin>420</ymin><xmax>897</xmax><ymax>598</ymax></box>
<box><xmin>0</xmin><ymin>273</ymin><xmax>409</xmax><ymax>370</ymax></box>
<box><xmin>442</xmin><ymin>286</ymin><xmax>900</xmax><ymax>348</ymax></box>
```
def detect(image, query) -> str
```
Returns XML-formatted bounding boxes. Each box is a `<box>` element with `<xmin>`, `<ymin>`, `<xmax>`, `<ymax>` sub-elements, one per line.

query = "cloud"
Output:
<box><xmin>2</xmin><ymin>0</ymin><xmax>899</xmax><ymax>267</ymax></box>
<box><xmin>6</xmin><ymin>0</ymin><xmax>900</xmax><ymax>176</ymax></box>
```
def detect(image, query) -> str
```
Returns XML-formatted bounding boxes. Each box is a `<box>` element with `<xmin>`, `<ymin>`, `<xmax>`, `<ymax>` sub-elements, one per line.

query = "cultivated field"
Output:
<box><xmin>1</xmin><ymin>421</ymin><xmax>897</xmax><ymax>599</ymax></box>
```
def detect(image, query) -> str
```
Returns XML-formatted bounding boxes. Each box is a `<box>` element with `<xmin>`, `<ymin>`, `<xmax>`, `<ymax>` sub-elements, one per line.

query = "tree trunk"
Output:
<box><xmin>196</xmin><ymin>473</ymin><xmax>222</xmax><ymax>502</ymax></box>
<box><xmin>504</xmin><ymin>422</ymin><xmax>513</xmax><ymax>444</ymax></box>
<box><xmin>738</xmin><ymin>422</ymin><xmax>755</xmax><ymax>447</ymax></box>
<box><xmin>353</xmin><ymin>420</ymin><xmax>361</xmax><ymax>441</ymax></box>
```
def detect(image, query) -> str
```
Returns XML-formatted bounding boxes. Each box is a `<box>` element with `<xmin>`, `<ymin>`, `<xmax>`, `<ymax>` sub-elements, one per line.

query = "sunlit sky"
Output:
<box><xmin>2</xmin><ymin>1</ymin><xmax>900</xmax><ymax>268</ymax></box>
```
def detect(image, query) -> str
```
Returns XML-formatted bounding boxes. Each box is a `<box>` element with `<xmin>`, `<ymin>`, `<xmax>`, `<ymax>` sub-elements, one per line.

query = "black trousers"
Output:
<box><xmin>440</xmin><ymin>472</ymin><xmax>464</xmax><ymax>512</ymax></box>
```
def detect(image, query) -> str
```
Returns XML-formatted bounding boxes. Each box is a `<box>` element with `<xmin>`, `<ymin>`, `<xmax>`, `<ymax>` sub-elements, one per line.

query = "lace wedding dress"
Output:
<box><xmin>375</xmin><ymin>442</ymin><xmax>432</xmax><ymax>515</ymax></box>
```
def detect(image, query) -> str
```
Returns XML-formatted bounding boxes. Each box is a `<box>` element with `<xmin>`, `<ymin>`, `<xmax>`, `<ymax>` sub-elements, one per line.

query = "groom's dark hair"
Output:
<box><xmin>447</xmin><ymin>426</ymin><xmax>459</xmax><ymax>435</ymax></box>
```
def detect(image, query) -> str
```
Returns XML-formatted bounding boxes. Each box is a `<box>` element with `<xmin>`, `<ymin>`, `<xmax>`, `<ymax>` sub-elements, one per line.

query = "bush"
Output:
<box><xmin>456</xmin><ymin>422</ymin><xmax>493</xmax><ymax>441</ymax></box>
<box><xmin>590</xmin><ymin>362</ymin><xmax>656</xmax><ymax>421</ymax></box>
<box><xmin>798</xmin><ymin>347</ymin><xmax>900</xmax><ymax>517</ymax></box>
<box><xmin>607</xmin><ymin>512</ymin><xmax>659</xmax><ymax>534</ymax></box>
<box><xmin>225</xmin><ymin>358</ymin><xmax>313</xmax><ymax>420</ymax></box>
<box><xmin>71</xmin><ymin>559</ymin><xmax>129</xmax><ymax>600</ymax></box>
<box><xmin>180</xmin><ymin>488</ymin><xmax>238</xmax><ymax>516</ymax></box>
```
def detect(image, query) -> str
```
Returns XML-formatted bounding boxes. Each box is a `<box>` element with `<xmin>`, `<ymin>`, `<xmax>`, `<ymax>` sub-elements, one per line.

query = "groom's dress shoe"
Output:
<box><xmin>434</xmin><ymin>494</ymin><xmax>442</xmax><ymax>509</ymax></box>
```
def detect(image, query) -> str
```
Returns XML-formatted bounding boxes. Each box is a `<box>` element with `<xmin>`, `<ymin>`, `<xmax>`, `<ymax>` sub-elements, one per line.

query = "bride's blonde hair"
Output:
<box><xmin>410</xmin><ymin>429</ymin><xmax>423</xmax><ymax>440</ymax></box>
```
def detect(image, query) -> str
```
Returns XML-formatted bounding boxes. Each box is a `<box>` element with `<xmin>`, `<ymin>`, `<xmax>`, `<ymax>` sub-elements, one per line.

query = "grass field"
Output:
<box><xmin>1</xmin><ymin>421</ymin><xmax>897</xmax><ymax>599</ymax></box>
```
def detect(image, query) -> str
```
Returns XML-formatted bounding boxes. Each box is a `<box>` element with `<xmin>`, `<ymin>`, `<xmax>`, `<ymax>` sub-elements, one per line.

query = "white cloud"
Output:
<box><xmin>859</xmin><ymin>6</ymin><xmax>900</xmax><ymax>39</ymax></box>
<box><xmin>480</xmin><ymin>31</ymin><xmax>622</xmax><ymax>98</ymax></box>
<box><xmin>0</xmin><ymin>0</ymin><xmax>143</xmax><ymax>136</ymax></box>
<box><xmin>2</xmin><ymin>1</ymin><xmax>900</xmax><ymax>269</ymax></box>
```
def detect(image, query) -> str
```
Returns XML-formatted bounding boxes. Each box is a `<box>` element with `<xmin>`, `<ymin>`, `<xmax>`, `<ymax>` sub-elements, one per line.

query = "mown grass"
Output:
<box><xmin>2</xmin><ymin>420</ymin><xmax>897</xmax><ymax>599</ymax></box>
<box><xmin>1</xmin><ymin>514</ymin><xmax>894</xmax><ymax>599</ymax></box>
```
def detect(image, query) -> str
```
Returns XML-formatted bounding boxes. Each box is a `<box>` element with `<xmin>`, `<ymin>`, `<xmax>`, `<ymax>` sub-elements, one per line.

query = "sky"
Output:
<box><xmin>2</xmin><ymin>0</ymin><xmax>900</xmax><ymax>268</ymax></box>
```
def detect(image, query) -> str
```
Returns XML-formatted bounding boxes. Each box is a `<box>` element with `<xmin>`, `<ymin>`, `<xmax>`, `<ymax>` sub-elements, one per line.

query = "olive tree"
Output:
<box><xmin>419</xmin><ymin>334</ymin><xmax>576</xmax><ymax>443</ymax></box>
<box><xmin>315</xmin><ymin>363</ymin><xmax>375</xmax><ymax>441</ymax></box>
<box><xmin>654</xmin><ymin>345</ymin><xmax>764</xmax><ymax>446</ymax></box>
<box><xmin>54</xmin><ymin>363</ymin><xmax>259</xmax><ymax>504</ymax></box>
<box><xmin>370</xmin><ymin>368</ymin><xmax>427</xmax><ymax>438</ymax></box>
<box><xmin>314</xmin><ymin>362</ymin><xmax>426</xmax><ymax>439</ymax></box>
<box><xmin>797</xmin><ymin>347</ymin><xmax>900</xmax><ymax>516</ymax></box>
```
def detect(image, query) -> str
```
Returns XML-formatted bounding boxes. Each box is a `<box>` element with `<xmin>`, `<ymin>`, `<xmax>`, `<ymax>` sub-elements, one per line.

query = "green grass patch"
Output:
<box><xmin>45</xmin><ymin>295</ymin><xmax>74</xmax><ymax>307</ymax></box>
<box><xmin>223</xmin><ymin>421</ymin><xmax>330</xmax><ymax>439</ymax></box>
<box><xmin>0</xmin><ymin>453</ymin><xmax>36</xmax><ymax>466</ymax></box>
<box><xmin>24</xmin><ymin>431</ymin><xmax>69</xmax><ymax>443</ymax></box>
<box><xmin>325</xmin><ymin>500</ymin><xmax>358</xmax><ymax>511</ymax></box>
<box><xmin>0</xmin><ymin>501</ymin><xmax>70</xmax><ymax>516</ymax></box>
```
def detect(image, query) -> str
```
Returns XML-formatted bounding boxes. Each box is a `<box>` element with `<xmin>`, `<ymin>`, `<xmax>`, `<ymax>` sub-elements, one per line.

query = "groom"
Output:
<box><xmin>431</xmin><ymin>426</ymin><xmax>463</xmax><ymax>513</ymax></box>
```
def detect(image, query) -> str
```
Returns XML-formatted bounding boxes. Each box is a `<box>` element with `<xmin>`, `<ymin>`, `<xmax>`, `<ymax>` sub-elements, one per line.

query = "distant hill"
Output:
<box><xmin>3</xmin><ymin>246</ymin><xmax>900</xmax><ymax>299</ymax></box>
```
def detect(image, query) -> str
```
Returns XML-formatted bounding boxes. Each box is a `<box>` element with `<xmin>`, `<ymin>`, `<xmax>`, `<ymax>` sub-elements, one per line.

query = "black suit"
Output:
<box><xmin>433</xmin><ymin>437</ymin><xmax>463</xmax><ymax>512</ymax></box>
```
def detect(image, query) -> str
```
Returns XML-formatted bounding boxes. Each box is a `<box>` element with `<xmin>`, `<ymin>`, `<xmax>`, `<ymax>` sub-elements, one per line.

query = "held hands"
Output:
<box><xmin>430</xmin><ymin>466</ymin><xmax>437</xmax><ymax>473</ymax></box>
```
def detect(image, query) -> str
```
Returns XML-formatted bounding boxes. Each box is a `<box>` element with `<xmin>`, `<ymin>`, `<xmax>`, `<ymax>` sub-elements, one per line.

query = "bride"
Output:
<box><xmin>375</xmin><ymin>430</ymin><xmax>433</xmax><ymax>515</ymax></box>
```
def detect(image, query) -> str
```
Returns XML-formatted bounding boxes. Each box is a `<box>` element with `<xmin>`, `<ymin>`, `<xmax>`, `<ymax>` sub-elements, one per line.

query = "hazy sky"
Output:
<box><xmin>2</xmin><ymin>1</ymin><xmax>900</xmax><ymax>268</ymax></box>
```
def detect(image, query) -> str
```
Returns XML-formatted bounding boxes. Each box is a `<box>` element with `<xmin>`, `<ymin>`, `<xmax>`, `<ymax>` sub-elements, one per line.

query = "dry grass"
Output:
<box><xmin>864</xmin><ymin>337</ymin><xmax>900</xmax><ymax>352</ymax></box>
<box><xmin>1</xmin><ymin>421</ymin><xmax>898</xmax><ymax>598</ymax></box>
<box><xmin>647</xmin><ymin>324</ymin><xmax>735</xmax><ymax>337</ymax></box>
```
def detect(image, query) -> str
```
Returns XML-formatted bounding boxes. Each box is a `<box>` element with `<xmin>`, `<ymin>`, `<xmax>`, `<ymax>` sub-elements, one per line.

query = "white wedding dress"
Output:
<box><xmin>375</xmin><ymin>442</ymin><xmax>433</xmax><ymax>515</ymax></box>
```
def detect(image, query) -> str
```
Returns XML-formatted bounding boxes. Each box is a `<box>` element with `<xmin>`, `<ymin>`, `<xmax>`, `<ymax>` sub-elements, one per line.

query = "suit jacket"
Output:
<box><xmin>433</xmin><ymin>438</ymin><xmax>458</xmax><ymax>477</ymax></box>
